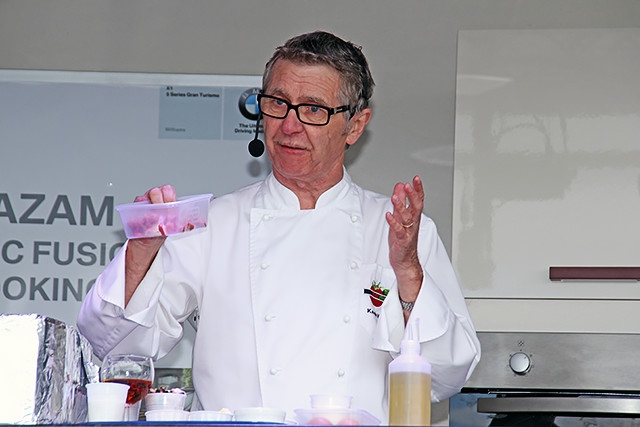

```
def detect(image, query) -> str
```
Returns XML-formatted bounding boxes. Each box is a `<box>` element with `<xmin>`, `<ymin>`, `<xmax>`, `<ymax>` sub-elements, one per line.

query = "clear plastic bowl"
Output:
<box><xmin>234</xmin><ymin>407</ymin><xmax>287</xmax><ymax>423</ymax></box>
<box><xmin>294</xmin><ymin>408</ymin><xmax>381</xmax><ymax>425</ymax></box>
<box><xmin>189</xmin><ymin>410</ymin><xmax>234</xmax><ymax>422</ymax></box>
<box><xmin>116</xmin><ymin>193</ymin><xmax>212</xmax><ymax>239</ymax></box>
<box><xmin>144</xmin><ymin>392</ymin><xmax>186</xmax><ymax>411</ymax></box>
<box><xmin>145</xmin><ymin>409</ymin><xmax>189</xmax><ymax>421</ymax></box>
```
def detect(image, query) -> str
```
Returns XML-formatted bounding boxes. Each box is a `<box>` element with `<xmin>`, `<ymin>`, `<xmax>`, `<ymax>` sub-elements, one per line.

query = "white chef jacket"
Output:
<box><xmin>77</xmin><ymin>171</ymin><xmax>480</xmax><ymax>423</ymax></box>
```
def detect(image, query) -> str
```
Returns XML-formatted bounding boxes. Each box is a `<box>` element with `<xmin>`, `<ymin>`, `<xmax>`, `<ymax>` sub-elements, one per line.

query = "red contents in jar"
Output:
<box><xmin>104</xmin><ymin>378</ymin><xmax>153</xmax><ymax>405</ymax></box>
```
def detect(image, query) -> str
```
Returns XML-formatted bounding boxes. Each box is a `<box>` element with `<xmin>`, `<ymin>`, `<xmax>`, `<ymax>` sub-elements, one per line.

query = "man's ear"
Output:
<box><xmin>345</xmin><ymin>108</ymin><xmax>372</xmax><ymax>147</ymax></box>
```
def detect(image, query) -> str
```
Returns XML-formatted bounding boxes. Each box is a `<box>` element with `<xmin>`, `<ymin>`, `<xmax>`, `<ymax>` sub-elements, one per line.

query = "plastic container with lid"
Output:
<box><xmin>388</xmin><ymin>318</ymin><xmax>431</xmax><ymax>426</ymax></box>
<box><xmin>115</xmin><ymin>193</ymin><xmax>212</xmax><ymax>239</ymax></box>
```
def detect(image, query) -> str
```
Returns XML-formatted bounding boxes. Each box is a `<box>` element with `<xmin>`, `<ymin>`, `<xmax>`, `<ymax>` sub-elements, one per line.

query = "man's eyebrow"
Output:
<box><xmin>267</xmin><ymin>89</ymin><xmax>329</xmax><ymax>106</ymax></box>
<box><xmin>268</xmin><ymin>88</ymin><xmax>286</xmax><ymax>97</ymax></box>
<box><xmin>302</xmin><ymin>95</ymin><xmax>328</xmax><ymax>105</ymax></box>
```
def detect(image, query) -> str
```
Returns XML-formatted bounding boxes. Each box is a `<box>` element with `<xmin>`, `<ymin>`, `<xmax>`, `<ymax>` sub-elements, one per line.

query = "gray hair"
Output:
<box><xmin>263</xmin><ymin>31</ymin><xmax>375</xmax><ymax>114</ymax></box>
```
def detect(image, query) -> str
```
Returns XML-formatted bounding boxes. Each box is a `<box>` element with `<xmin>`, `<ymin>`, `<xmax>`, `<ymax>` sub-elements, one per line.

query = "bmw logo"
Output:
<box><xmin>238</xmin><ymin>87</ymin><xmax>261</xmax><ymax>120</ymax></box>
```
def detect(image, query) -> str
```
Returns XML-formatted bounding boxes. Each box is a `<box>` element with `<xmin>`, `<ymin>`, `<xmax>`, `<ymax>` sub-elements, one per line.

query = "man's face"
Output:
<box><xmin>262</xmin><ymin>60</ymin><xmax>369</xmax><ymax>191</ymax></box>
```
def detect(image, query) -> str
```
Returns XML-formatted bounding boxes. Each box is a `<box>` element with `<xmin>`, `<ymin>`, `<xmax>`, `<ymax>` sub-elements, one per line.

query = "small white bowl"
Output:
<box><xmin>189</xmin><ymin>410</ymin><xmax>234</xmax><ymax>422</ymax></box>
<box><xmin>145</xmin><ymin>409</ymin><xmax>189</xmax><ymax>421</ymax></box>
<box><xmin>234</xmin><ymin>407</ymin><xmax>287</xmax><ymax>423</ymax></box>
<box><xmin>310</xmin><ymin>394</ymin><xmax>353</xmax><ymax>409</ymax></box>
<box><xmin>145</xmin><ymin>392</ymin><xmax>186</xmax><ymax>411</ymax></box>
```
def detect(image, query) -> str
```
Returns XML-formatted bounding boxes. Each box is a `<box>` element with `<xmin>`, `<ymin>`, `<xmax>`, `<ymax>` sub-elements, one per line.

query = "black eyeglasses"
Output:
<box><xmin>257</xmin><ymin>94</ymin><xmax>351</xmax><ymax>126</ymax></box>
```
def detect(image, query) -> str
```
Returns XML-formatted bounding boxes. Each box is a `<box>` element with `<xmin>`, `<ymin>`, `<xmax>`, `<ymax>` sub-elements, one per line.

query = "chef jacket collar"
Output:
<box><xmin>259</xmin><ymin>167</ymin><xmax>353</xmax><ymax>210</ymax></box>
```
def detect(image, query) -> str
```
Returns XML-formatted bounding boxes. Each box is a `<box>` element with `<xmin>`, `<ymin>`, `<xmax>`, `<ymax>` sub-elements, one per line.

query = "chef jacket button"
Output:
<box><xmin>350</xmin><ymin>261</ymin><xmax>358</xmax><ymax>270</ymax></box>
<box><xmin>343</xmin><ymin>315</ymin><xmax>351</xmax><ymax>323</ymax></box>
<box><xmin>263</xmin><ymin>214</ymin><xmax>273</xmax><ymax>221</ymax></box>
<box><xmin>337</xmin><ymin>369</ymin><xmax>346</xmax><ymax>377</ymax></box>
<box><xmin>269</xmin><ymin>368</ymin><xmax>280</xmax><ymax>375</ymax></box>
<box><xmin>264</xmin><ymin>314</ymin><xmax>276</xmax><ymax>322</ymax></box>
<box><xmin>261</xmin><ymin>262</ymin><xmax>270</xmax><ymax>270</ymax></box>
<box><xmin>351</xmin><ymin>215</ymin><xmax>359</xmax><ymax>223</ymax></box>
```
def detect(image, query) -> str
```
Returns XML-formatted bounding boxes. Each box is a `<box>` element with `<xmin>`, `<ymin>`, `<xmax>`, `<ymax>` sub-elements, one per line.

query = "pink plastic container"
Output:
<box><xmin>116</xmin><ymin>193</ymin><xmax>212</xmax><ymax>239</ymax></box>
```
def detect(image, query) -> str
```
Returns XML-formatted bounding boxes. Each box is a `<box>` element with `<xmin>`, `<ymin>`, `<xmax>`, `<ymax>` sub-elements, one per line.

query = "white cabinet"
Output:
<box><xmin>453</xmin><ymin>29</ymin><xmax>640</xmax><ymax>301</ymax></box>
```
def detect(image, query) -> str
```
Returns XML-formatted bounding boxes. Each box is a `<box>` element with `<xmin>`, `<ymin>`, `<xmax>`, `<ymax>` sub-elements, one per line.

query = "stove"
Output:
<box><xmin>450</xmin><ymin>332</ymin><xmax>640</xmax><ymax>427</ymax></box>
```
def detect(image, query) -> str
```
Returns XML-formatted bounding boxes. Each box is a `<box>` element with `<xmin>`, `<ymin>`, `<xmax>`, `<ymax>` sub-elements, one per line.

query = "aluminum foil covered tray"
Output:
<box><xmin>0</xmin><ymin>314</ymin><xmax>99</xmax><ymax>424</ymax></box>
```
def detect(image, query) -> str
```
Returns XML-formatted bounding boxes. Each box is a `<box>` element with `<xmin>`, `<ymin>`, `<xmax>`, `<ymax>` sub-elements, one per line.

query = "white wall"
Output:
<box><xmin>2</xmin><ymin>0</ymin><xmax>639</xmax><ymax>253</ymax></box>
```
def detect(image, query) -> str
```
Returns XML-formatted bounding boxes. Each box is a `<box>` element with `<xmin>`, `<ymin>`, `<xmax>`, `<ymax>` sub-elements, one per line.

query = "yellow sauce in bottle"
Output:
<box><xmin>388</xmin><ymin>318</ymin><xmax>432</xmax><ymax>426</ymax></box>
<box><xmin>388</xmin><ymin>371</ymin><xmax>431</xmax><ymax>426</ymax></box>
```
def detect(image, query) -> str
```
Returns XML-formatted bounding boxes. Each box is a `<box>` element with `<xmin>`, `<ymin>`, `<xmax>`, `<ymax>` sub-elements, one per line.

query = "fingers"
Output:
<box><xmin>385</xmin><ymin>175</ymin><xmax>424</xmax><ymax>244</ymax></box>
<box><xmin>134</xmin><ymin>184</ymin><xmax>177</xmax><ymax>204</ymax></box>
<box><xmin>390</xmin><ymin>176</ymin><xmax>424</xmax><ymax>226</ymax></box>
<box><xmin>405</xmin><ymin>175</ymin><xmax>424</xmax><ymax>214</ymax></box>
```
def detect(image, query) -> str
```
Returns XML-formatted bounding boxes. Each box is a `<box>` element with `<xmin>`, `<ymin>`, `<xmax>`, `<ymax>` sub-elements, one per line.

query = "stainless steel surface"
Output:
<box><xmin>451</xmin><ymin>331</ymin><xmax>640</xmax><ymax>426</ymax></box>
<box><xmin>478</xmin><ymin>397</ymin><xmax>640</xmax><ymax>415</ymax></box>
<box><xmin>465</xmin><ymin>332</ymin><xmax>640</xmax><ymax>391</ymax></box>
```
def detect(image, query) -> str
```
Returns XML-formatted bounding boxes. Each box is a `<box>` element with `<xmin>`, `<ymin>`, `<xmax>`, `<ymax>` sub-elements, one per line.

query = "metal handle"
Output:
<box><xmin>478</xmin><ymin>397</ymin><xmax>640</xmax><ymax>415</ymax></box>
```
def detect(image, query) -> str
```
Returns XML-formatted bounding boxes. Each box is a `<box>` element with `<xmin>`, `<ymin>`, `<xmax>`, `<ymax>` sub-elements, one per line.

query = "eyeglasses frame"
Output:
<box><xmin>257</xmin><ymin>93</ymin><xmax>352</xmax><ymax>126</ymax></box>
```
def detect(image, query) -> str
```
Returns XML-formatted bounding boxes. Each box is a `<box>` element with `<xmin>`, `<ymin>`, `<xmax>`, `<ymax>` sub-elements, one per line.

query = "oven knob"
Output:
<box><xmin>509</xmin><ymin>352</ymin><xmax>531</xmax><ymax>374</ymax></box>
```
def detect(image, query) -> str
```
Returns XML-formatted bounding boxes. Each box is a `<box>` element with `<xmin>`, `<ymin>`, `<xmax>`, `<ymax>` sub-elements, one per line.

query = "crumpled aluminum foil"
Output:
<box><xmin>0</xmin><ymin>314</ymin><xmax>99</xmax><ymax>424</ymax></box>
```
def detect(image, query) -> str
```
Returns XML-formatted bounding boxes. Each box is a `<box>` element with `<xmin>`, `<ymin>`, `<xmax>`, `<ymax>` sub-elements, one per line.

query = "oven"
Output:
<box><xmin>450</xmin><ymin>332</ymin><xmax>640</xmax><ymax>427</ymax></box>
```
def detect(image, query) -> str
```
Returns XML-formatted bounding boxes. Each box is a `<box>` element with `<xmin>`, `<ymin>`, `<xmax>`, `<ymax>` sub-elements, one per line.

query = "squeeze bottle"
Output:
<box><xmin>388</xmin><ymin>318</ymin><xmax>431</xmax><ymax>426</ymax></box>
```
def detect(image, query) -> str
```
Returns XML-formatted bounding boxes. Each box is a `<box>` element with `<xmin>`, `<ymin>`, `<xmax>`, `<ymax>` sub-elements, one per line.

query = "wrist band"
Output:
<box><xmin>399</xmin><ymin>297</ymin><xmax>415</xmax><ymax>312</ymax></box>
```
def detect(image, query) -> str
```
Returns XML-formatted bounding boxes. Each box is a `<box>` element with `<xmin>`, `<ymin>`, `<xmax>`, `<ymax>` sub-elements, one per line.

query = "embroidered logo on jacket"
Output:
<box><xmin>364</xmin><ymin>280</ymin><xmax>389</xmax><ymax>307</ymax></box>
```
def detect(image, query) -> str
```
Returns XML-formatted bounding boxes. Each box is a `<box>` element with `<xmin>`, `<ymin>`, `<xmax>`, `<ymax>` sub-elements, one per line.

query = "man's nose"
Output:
<box><xmin>281</xmin><ymin>108</ymin><xmax>304</xmax><ymax>133</ymax></box>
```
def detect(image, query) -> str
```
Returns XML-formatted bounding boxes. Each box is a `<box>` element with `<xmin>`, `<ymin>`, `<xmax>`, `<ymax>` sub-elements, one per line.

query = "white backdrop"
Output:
<box><xmin>0</xmin><ymin>70</ymin><xmax>266</xmax><ymax>367</ymax></box>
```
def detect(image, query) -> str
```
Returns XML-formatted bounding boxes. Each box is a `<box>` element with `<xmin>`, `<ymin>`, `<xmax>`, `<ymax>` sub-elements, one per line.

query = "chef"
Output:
<box><xmin>77</xmin><ymin>30</ymin><xmax>480</xmax><ymax>422</ymax></box>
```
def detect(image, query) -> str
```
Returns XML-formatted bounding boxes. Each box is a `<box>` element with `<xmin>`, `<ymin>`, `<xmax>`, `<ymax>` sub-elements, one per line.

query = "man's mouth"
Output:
<box><xmin>277</xmin><ymin>141</ymin><xmax>306</xmax><ymax>151</ymax></box>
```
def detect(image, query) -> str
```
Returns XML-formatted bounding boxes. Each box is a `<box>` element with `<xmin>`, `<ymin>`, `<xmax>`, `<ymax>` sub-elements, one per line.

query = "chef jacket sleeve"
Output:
<box><xmin>77</xmin><ymin>238</ymin><xmax>198</xmax><ymax>361</ymax></box>
<box><xmin>376</xmin><ymin>216</ymin><xmax>481</xmax><ymax>402</ymax></box>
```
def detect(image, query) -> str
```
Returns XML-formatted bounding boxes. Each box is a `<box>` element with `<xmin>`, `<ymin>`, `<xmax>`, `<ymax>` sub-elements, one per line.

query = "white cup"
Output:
<box><xmin>86</xmin><ymin>382</ymin><xmax>130</xmax><ymax>422</ymax></box>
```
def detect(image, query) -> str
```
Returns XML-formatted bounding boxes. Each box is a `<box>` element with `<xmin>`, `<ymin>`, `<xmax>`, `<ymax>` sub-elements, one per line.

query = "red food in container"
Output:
<box><xmin>115</xmin><ymin>193</ymin><xmax>212</xmax><ymax>239</ymax></box>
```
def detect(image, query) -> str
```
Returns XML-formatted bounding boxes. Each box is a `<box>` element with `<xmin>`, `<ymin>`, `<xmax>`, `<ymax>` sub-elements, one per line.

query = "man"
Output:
<box><xmin>77</xmin><ymin>31</ymin><xmax>480</xmax><ymax>422</ymax></box>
